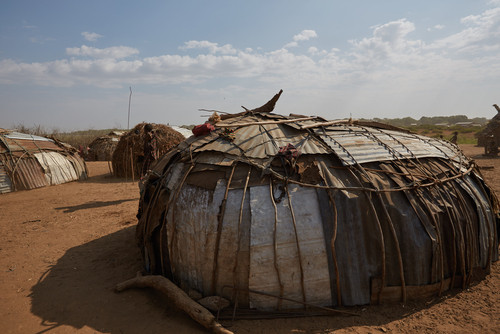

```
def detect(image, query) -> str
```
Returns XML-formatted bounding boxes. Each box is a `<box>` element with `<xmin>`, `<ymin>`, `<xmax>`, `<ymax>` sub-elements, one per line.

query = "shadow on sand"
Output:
<box><xmin>29</xmin><ymin>226</ymin><xmax>478</xmax><ymax>334</ymax></box>
<box><xmin>29</xmin><ymin>226</ymin><xmax>205</xmax><ymax>334</ymax></box>
<box><xmin>55</xmin><ymin>198</ymin><xmax>139</xmax><ymax>213</ymax></box>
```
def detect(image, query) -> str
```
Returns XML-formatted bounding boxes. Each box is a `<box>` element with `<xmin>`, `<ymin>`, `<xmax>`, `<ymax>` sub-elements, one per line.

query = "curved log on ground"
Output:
<box><xmin>116</xmin><ymin>273</ymin><xmax>233</xmax><ymax>334</ymax></box>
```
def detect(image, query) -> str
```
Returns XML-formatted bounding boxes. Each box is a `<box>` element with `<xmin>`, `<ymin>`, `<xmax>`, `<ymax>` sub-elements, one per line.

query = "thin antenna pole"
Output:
<box><xmin>127</xmin><ymin>86</ymin><xmax>132</xmax><ymax>129</ymax></box>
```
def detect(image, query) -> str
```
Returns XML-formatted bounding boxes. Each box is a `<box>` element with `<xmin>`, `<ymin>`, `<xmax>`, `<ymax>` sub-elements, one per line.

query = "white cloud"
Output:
<box><xmin>348</xmin><ymin>19</ymin><xmax>420</xmax><ymax>66</ymax></box>
<box><xmin>180</xmin><ymin>41</ymin><xmax>237</xmax><ymax>54</ymax></box>
<box><xmin>293</xmin><ymin>30</ymin><xmax>318</xmax><ymax>42</ymax></box>
<box><xmin>1</xmin><ymin>7</ymin><xmax>500</xmax><ymax>102</ymax></box>
<box><xmin>285</xmin><ymin>30</ymin><xmax>318</xmax><ymax>48</ymax></box>
<box><xmin>428</xmin><ymin>24</ymin><xmax>445</xmax><ymax>31</ymax></box>
<box><xmin>308</xmin><ymin>47</ymin><xmax>327</xmax><ymax>56</ymax></box>
<box><xmin>66</xmin><ymin>45</ymin><xmax>139</xmax><ymax>59</ymax></box>
<box><xmin>284</xmin><ymin>41</ymin><xmax>298</xmax><ymax>48</ymax></box>
<box><xmin>429</xmin><ymin>7</ymin><xmax>500</xmax><ymax>52</ymax></box>
<box><xmin>82</xmin><ymin>32</ymin><xmax>103</xmax><ymax>42</ymax></box>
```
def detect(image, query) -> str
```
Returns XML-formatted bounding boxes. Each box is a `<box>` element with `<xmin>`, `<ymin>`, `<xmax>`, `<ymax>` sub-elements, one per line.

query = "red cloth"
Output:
<box><xmin>278</xmin><ymin>143</ymin><xmax>300</xmax><ymax>159</ymax></box>
<box><xmin>192</xmin><ymin>122</ymin><xmax>215</xmax><ymax>136</ymax></box>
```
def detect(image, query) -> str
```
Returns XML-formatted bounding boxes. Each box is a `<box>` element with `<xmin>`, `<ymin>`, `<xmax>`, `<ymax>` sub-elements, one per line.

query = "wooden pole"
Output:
<box><xmin>130</xmin><ymin>148</ymin><xmax>135</xmax><ymax>182</ymax></box>
<box><xmin>116</xmin><ymin>273</ymin><xmax>233</xmax><ymax>334</ymax></box>
<box><xmin>127</xmin><ymin>87</ymin><xmax>132</xmax><ymax>130</ymax></box>
<box><xmin>215</xmin><ymin>116</ymin><xmax>317</xmax><ymax>128</ymax></box>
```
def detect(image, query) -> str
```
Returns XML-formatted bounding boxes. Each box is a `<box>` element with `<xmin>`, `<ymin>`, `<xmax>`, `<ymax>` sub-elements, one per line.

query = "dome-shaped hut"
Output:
<box><xmin>136</xmin><ymin>91</ymin><xmax>499</xmax><ymax>312</ymax></box>
<box><xmin>0</xmin><ymin>129</ymin><xmax>87</xmax><ymax>193</ymax></box>
<box><xmin>87</xmin><ymin>131</ymin><xmax>125</xmax><ymax>161</ymax></box>
<box><xmin>112</xmin><ymin>123</ymin><xmax>185</xmax><ymax>178</ymax></box>
<box><xmin>476</xmin><ymin>104</ymin><xmax>500</xmax><ymax>154</ymax></box>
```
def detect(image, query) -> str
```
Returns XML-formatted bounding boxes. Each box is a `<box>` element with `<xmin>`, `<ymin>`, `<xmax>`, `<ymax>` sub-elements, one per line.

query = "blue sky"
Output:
<box><xmin>1</xmin><ymin>1</ymin><xmax>500</xmax><ymax>131</ymax></box>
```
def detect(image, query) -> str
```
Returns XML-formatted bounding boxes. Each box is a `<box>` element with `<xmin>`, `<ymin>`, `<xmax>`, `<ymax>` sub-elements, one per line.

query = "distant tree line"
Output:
<box><xmin>364</xmin><ymin>115</ymin><xmax>489</xmax><ymax>127</ymax></box>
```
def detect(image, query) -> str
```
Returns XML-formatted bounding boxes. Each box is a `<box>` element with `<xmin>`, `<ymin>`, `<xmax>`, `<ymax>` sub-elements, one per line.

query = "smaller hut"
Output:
<box><xmin>476</xmin><ymin>104</ymin><xmax>500</xmax><ymax>152</ymax></box>
<box><xmin>0</xmin><ymin>129</ymin><xmax>87</xmax><ymax>193</ymax></box>
<box><xmin>87</xmin><ymin>131</ymin><xmax>125</xmax><ymax>161</ymax></box>
<box><xmin>112</xmin><ymin>123</ymin><xmax>185</xmax><ymax>178</ymax></box>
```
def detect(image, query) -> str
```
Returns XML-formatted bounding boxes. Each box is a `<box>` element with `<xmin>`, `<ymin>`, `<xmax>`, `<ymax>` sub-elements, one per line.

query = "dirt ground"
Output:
<box><xmin>0</xmin><ymin>144</ymin><xmax>499</xmax><ymax>334</ymax></box>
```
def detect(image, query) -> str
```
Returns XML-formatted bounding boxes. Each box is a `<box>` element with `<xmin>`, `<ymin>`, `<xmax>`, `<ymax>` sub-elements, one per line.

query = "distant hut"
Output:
<box><xmin>0</xmin><ymin>129</ymin><xmax>87</xmax><ymax>194</ymax></box>
<box><xmin>169</xmin><ymin>125</ymin><xmax>194</xmax><ymax>139</ymax></box>
<box><xmin>136</xmin><ymin>91</ymin><xmax>499</xmax><ymax>313</ymax></box>
<box><xmin>112</xmin><ymin>123</ymin><xmax>185</xmax><ymax>178</ymax></box>
<box><xmin>476</xmin><ymin>104</ymin><xmax>500</xmax><ymax>148</ymax></box>
<box><xmin>87</xmin><ymin>131</ymin><xmax>125</xmax><ymax>161</ymax></box>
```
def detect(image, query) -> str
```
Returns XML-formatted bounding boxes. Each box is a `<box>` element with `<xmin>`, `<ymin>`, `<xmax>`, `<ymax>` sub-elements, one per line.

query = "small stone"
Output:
<box><xmin>197</xmin><ymin>296</ymin><xmax>230</xmax><ymax>312</ymax></box>
<box><xmin>188</xmin><ymin>289</ymin><xmax>203</xmax><ymax>301</ymax></box>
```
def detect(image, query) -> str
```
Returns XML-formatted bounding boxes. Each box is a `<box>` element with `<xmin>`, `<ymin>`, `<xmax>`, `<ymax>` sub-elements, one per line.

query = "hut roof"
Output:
<box><xmin>0</xmin><ymin>130</ymin><xmax>87</xmax><ymax>193</ymax></box>
<box><xmin>137</xmin><ymin>91</ymin><xmax>499</xmax><ymax>313</ymax></box>
<box><xmin>173</xmin><ymin>113</ymin><xmax>463</xmax><ymax>168</ymax></box>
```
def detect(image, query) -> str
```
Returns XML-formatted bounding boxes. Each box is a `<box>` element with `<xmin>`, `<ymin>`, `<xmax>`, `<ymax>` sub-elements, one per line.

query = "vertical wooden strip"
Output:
<box><xmin>167</xmin><ymin>164</ymin><xmax>195</xmax><ymax>277</ymax></box>
<box><xmin>231</xmin><ymin>166</ymin><xmax>252</xmax><ymax>302</ymax></box>
<box><xmin>414</xmin><ymin>188</ymin><xmax>445</xmax><ymax>295</ymax></box>
<box><xmin>269</xmin><ymin>179</ymin><xmax>284</xmax><ymax>310</ymax></box>
<box><xmin>325</xmin><ymin>187</ymin><xmax>342</xmax><ymax>306</ymax></box>
<box><xmin>211</xmin><ymin>163</ymin><xmax>237</xmax><ymax>294</ymax></box>
<box><xmin>285</xmin><ymin>185</ymin><xmax>307</xmax><ymax>306</ymax></box>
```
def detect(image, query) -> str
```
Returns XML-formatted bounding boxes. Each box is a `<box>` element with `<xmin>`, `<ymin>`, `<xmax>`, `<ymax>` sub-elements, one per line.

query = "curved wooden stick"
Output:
<box><xmin>116</xmin><ymin>273</ymin><xmax>233</xmax><ymax>334</ymax></box>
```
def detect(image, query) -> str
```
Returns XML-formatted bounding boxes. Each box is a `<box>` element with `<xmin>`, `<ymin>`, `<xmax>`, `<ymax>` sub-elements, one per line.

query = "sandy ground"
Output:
<box><xmin>0</xmin><ymin>144</ymin><xmax>498</xmax><ymax>334</ymax></box>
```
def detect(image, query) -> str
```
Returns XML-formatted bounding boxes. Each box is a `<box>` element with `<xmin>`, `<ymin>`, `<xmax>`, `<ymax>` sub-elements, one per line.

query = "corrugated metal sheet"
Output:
<box><xmin>1</xmin><ymin>155</ymin><xmax>48</xmax><ymax>191</ymax></box>
<box><xmin>194</xmin><ymin>123</ymin><xmax>329</xmax><ymax>158</ymax></box>
<box><xmin>315</xmin><ymin>126</ymin><xmax>463</xmax><ymax>166</ymax></box>
<box><xmin>5</xmin><ymin>132</ymin><xmax>53</xmax><ymax>142</ymax></box>
<box><xmin>34</xmin><ymin>152</ymin><xmax>79</xmax><ymax>185</ymax></box>
<box><xmin>185</xmin><ymin>115</ymin><xmax>462</xmax><ymax>165</ymax></box>
<box><xmin>64</xmin><ymin>153</ymin><xmax>88</xmax><ymax>180</ymax></box>
<box><xmin>0</xmin><ymin>161</ymin><xmax>12</xmax><ymax>193</ymax></box>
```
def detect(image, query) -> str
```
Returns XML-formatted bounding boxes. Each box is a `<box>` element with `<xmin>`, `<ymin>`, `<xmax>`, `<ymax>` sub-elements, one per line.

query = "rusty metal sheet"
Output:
<box><xmin>0</xmin><ymin>135</ymin><xmax>62</xmax><ymax>154</ymax></box>
<box><xmin>1</xmin><ymin>155</ymin><xmax>48</xmax><ymax>191</ymax></box>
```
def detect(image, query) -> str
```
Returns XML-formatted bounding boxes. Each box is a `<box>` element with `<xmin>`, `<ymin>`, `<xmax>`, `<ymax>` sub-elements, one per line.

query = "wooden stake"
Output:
<box><xmin>130</xmin><ymin>148</ymin><xmax>135</xmax><ymax>182</ymax></box>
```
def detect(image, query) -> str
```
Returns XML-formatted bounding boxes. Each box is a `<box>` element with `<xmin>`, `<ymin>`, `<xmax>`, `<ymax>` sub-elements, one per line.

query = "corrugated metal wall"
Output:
<box><xmin>34</xmin><ymin>152</ymin><xmax>79</xmax><ymax>185</ymax></box>
<box><xmin>0</xmin><ymin>161</ymin><xmax>12</xmax><ymax>193</ymax></box>
<box><xmin>0</xmin><ymin>132</ymin><xmax>88</xmax><ymax>192</ymax></box>
<box><xmin>1</xmin><ymin>155</ymin><xmax>48</xmax><ymax>191</ymax></box>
